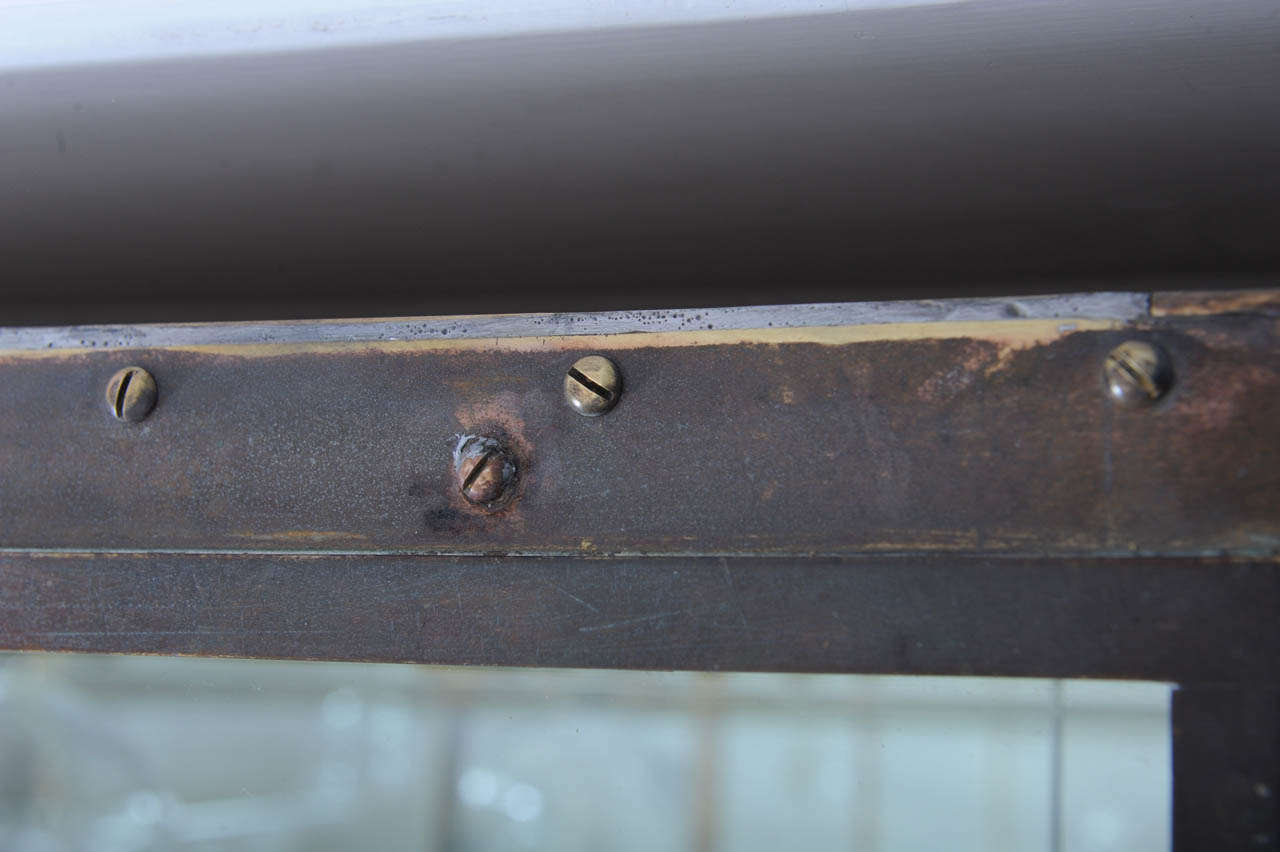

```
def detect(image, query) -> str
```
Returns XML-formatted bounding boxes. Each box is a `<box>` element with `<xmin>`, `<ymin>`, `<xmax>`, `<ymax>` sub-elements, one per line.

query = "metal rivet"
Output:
<box><xmin>564</xmin><ymin>355</ymin><xmax>621</xmax><ymax>416</ymax></box>
<box><xmin>455</xmin><ymin>436</ymin><xmax>517</xmax><ymax>507</ymax></box>
<box><xmin>1104</xmin><ymin>341</ymin><xmax>1173</xmax><ymax>407</ymax></box>
<box><xmin>105</xmin><ymin>367</ymin><xmax>157</xmax><ymax>422</ymax></box>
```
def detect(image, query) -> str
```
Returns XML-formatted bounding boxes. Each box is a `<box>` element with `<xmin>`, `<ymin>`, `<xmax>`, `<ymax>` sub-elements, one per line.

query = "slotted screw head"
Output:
<box><xmin>105</xmin><ymin>367</ymin><xmax>157</xmax><ymax>422</ymax></box>
<box><xmin>1104</xmin><ymin>341</ymin><xmax>1174</xmax><ymax>407</ymax></box>
<box><xmin>455</xmin><ymin>436</ymin><xmax>517</xmax><ymax>507</ymax></box>
<box><xmin>564</xmin><ymin>355</ymin><xmax>621</xmax><ymax>416</ymax></box>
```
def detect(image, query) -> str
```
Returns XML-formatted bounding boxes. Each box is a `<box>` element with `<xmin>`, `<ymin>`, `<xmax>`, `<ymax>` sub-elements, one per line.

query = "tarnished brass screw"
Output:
<box><xmin>564</xmin><ymin>355</ymin><xmax>621</xmax><ymax>416</ymax></box>
<box><xmin>105</xmin><ymin>367</ymin><xmax>158</xmax><ymax>422</ymax></box>
<box><xmin>1104</xmin><ymin>341</ymin><xmax>1173</xmax><ymax>407</ymax></box>
<box><xmin>456</xmin><ymin>436</ymin><xmax>517</xmax><ymax>506</ymax></box>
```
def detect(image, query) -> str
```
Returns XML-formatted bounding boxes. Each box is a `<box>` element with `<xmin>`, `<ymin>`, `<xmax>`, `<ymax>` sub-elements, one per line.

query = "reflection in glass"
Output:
<box><xmin>0</xmin><ymin>654</ymin><xmax>1170</xmax><ymax>852</ymax></box>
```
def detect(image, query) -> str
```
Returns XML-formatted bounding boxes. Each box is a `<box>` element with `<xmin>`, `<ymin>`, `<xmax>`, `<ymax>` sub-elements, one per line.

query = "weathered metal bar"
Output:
<box><xmin>0</xmin><ymin>298</ymin><xmax>1276</xmax><ymax>556</ymax></box>
<box><xmin>0</xmin><ymin>552</ymin><xmax>1274</xmax><ymax>682</ymax></box>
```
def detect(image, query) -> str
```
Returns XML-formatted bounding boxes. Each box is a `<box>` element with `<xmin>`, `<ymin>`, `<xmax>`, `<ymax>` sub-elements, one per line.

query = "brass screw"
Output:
<box><xmin>105</xmin><ymin>367</ymin><xmax>158</xmax><ymax>422</ymax></box>
<box><xmin>564</xmin><ymin>355</ymin><xmax>621</xmax><ymax>416</ymax></box>
<box><xmin>1104</xmin><ymin>341</ymin><xmax>1173</xmax><ymax>407</ymax></box>
<box><xmin>455</xmin><ymin>436</ymin><xmax>517</xmax><ymax>506</ymax></box>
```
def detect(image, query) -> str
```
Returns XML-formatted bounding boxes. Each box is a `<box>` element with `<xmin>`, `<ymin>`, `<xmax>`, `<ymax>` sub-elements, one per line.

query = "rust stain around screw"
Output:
<box><xmin>105</xmin><ymin>367</ymin><xmax>157</xmax><ymax>422</ymax></box>
<box><xmin>565</xmin><ymin>355</ymin><xmax>621</xmax><ymax>416</ymax></box>
<box><xmin>1104</xmin><ymin>341</ymin><xmax>1174</xmax><ymax>407</ymax></box>
<box><xmin>454</xmin><ymin>435</ymin><xmax>517</xmax><ymax>507</ymax></box>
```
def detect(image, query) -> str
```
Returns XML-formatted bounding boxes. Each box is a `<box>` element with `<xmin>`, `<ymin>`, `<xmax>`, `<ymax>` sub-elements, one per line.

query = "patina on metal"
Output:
<box><xmin>0</xmin><ymin>293</ymin><xmax>1277</xmax><ymax>556</ymax></box>
<box><xmin>104</xmin><ymin>366</ymin><xmax>157</xmax><ymax>422</ymax></box>
<box><xmin>564</xmin><ymin>354</ymin><xmax>622</xmax><ymax>416</ymax></box>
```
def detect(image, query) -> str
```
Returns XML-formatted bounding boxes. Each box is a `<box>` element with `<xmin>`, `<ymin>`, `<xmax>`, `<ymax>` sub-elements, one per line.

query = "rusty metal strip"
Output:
<box><xmin>1152</xmin><ymin>288</ymin><xmax>1280</xmax><ymax>318</ymax></box>
<box><xmin>0</xmin><ymin>301</ymin><xmax>1277</xmax><ymax>556</ymax></box>
<box><xmin>0</xmin><ymin>551</ymin><xmax>1275</xmax><ymax>681</ymax></box>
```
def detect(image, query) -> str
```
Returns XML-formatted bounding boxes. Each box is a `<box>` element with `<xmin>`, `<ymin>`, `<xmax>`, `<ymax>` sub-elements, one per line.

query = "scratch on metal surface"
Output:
<box><xmin>544</xmin><ymin>581</ymin><xmax>600</xmax><ymax>613</ymax></box>
<box><xmin>30</xmin><ymin>629</ymin><xmax>332</xmax><ymax>638</ymax></box>
<box><xmin>230</xmin><ymin>531</ymin><xmax>368</xmax><ymax>543</ymax></box>
<box><xmin>720</xmin><ymin>558</ymin><xmax>750</xmax><ymax>629</ymax></box>
<box><xmin>578</xmin><ymin>610</ymin><xmax>687</xmax><ymax>633</ymax></box>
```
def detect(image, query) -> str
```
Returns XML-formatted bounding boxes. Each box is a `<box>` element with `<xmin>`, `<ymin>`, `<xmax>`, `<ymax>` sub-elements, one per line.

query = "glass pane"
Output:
<box><xmin>0</xmin><ymin>653</ymin><xmax>1170</xmax><ymax>852</ymax></box>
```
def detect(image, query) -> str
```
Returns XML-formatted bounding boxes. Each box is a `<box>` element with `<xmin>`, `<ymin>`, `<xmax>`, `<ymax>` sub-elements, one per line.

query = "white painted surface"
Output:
<box><xmin>0</xmin><ymin>0</ymin><xmax>955</xmax><ymax>71</ymax></box>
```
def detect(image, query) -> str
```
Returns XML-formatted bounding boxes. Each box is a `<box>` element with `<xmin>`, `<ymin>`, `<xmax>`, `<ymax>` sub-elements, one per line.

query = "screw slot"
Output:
<box><xmin>113</xmin><ymin>370</ymin><xmax>133</xmax><ymax>418</ymax></box>
<box><xmin>105</xmin><ymin>367</ymin><xmax>157</xmax><ymax>422</ymax></box>
<box><xmin>1104</xmin><ymin>341</ymin><xmax>1173</xmax><ymax>407</ymax></box>
<box><xmin>567</xmin><ymin>367</ymin><xmax>614</xmax><ymax>402</ymax></box>
<box><xmin>455</xmin><ymin>436</ymin><xmax>517</xmax><ymax>507</ymax></box>
<box><xmin>461</xmin><ymin>451</ymin><xmax>495</xmax><ymax>492</ymax></box>
<box><xmin>564</xmin><ymin>355</ymin><xmax>622</xmax><ymax>416</ymax></box>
